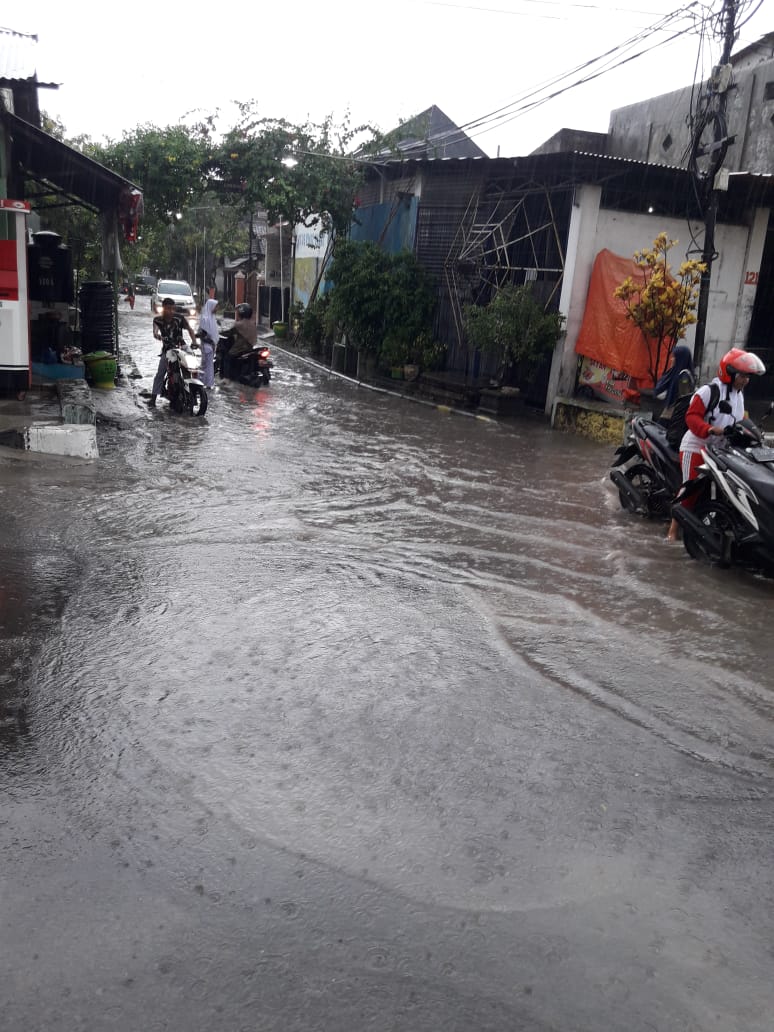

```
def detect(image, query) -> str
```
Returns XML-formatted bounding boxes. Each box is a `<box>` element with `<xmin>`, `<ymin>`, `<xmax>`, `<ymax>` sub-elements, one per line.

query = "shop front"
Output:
<box><xmin>0</xmin><ymin>108</ymin><xmax>142</xmax><ymax>395</ymax></box>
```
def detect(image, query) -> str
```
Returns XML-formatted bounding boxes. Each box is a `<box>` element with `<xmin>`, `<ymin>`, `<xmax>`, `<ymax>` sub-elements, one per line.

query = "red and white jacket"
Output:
<box><xmin>679</xmin><ymin>376</ymin><xmax>745</xmax><ymax>454</ymax></box>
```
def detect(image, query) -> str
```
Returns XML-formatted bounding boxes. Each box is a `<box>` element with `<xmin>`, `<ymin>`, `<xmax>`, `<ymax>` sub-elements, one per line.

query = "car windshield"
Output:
<box><xmin>158</xmin><ymin>281</ymin><xmax>191</xmax><ymax>295</ymax></box>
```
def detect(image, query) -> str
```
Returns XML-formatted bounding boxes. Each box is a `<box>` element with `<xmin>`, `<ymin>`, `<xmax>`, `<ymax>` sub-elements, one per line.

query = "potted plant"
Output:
<box><xmin>613</xmin><ymin>231</ymin><xmax>705</xmax><ymax>409</ymax></box>
<box><xmin>406</xmin><ymin>332</ymin><xmax>445</xmax><ymax>381</ymax></box>
<box><xmin>463</xmin><ymin>284</ymin><xmax>564</xmax><ymax>411</ymax></box>
<box><xmin>379</xmin><ymin>334</ymin><xmax>410</xmax><ymax>379</ymax></box>
<box><xmin>290</xmin><ymin>301</ymin><xmax>305</xmax><ymax>334</ymax></box>
<box><xmin>272</xmin><ymin>321</ymin><xmax>288</xmax><ymax>339</ymax></box>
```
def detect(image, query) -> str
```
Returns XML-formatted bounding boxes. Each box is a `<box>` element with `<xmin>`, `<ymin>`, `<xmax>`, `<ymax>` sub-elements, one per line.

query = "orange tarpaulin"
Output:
<box><xmin>575</xmin><ymin>248</ymin><xmax>670</xmax><ymax>387</ymax></box>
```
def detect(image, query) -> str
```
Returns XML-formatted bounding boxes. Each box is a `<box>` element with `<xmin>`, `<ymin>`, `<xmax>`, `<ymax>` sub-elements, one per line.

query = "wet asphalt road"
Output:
<box><xmin>1</xmin><ymin>307</ymin><xmax>773</xmax><ymax>1031</ymax></box>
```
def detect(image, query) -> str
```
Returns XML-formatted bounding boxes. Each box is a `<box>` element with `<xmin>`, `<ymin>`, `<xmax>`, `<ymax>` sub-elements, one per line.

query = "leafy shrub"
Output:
<box><xmin>301</xmin><ymin>293</ymin><xmax>334</xmax><ymax>354</ymax></box>
<box><xmin>464</xmin><ymin>283</ymin><xmax>564</xmax><ymax>385</ymax></box>
<box><xmin>324</xmin><ymin>241</ymin><xmax>436</xmax><ymax>359</ymax></box>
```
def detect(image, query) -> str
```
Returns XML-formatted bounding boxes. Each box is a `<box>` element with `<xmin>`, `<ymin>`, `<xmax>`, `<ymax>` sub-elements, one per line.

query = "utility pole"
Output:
<box><xmin>691</xmin><ymin>0</ymin><xmax>737</xmax><ymax>374</ymax></box>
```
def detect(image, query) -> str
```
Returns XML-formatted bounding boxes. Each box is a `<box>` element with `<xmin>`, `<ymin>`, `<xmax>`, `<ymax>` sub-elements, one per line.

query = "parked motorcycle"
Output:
<box><xmin>163</xmin><ymin>342</ymin><xmax>208</xmax><ymax>416</ymax></box>
<box><xmin>671</xmin><ymin>417</ymin><xmax>774</xmax><ymax>570</ymax></box>
<box><xmin>610</xmin><ymin>416</ymin><xmax>682</xmax><ymax>519</ymax></box>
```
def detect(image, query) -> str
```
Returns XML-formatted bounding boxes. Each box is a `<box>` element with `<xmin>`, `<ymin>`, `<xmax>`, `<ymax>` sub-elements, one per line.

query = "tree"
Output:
<box><xmin>613</xmin><ymin>232</ymin><xmax>706</xmax><ymax>386</ymax></box>
<box><xmin>463</xmin><ymin>284</ymin><xmax>564</xmax><ymax>386</ymax></box>
<box><xmin>35</xmin><ymin>108</ymin><xmax>393</xmax><ymax>288</ymax></box>
<box><xmin>92</xmin><ymin>124</ymin><xmax>212</xmax><ymax>223</ymax></box>
<box><xmin>207</xmin><ymin>109</ymin><xmax>386</xmax><ymax>234</ymax></box>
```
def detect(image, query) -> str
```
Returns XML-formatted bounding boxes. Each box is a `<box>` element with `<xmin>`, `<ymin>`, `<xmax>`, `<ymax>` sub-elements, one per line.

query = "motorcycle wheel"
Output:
<box><xmin>618</xmin><ymin>464</ymin><xmax>657</xmax><ymax>516</ymax></box>
<box><xmin>262</xmin><ymin>370</ymin><xmax>271</xmax><ymax>385</ymax></box>
<box><xmin>683</xmin><ymin>499</ymin><xmax>737</xmax><ymax>566</ymax></box>
<box><xmin>170</xmin><ymin>389</ymin><xmax>185</xmax><ymax>413</ymax></box>
<box><xmin>187</xmin><ymin>383</ymin><xmax>208</xmax><ymax>417</ymax></box>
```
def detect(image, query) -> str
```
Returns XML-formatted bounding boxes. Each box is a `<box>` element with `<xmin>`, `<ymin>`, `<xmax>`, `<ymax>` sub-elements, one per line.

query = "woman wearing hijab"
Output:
<box><xmin>197</xmin><ymin>297</ymin><xmax>219</xmax><ymax>388</ymax></box>
<box><xmin>654</xmin><ymin>343</ymin><xmax>695</xmax><ymax>426</ymax></box>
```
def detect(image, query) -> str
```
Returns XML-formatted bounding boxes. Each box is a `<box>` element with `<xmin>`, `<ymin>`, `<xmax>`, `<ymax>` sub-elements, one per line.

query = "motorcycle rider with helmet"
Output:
<box><xmin>666</xmin><ymin>346</ymin><xmax>766</xmax><ymax>541</ymax></box>
<box><xmin>217</xmin><ymin>302</ymin><xmax>258</xmax><ymax>381</ymax></box>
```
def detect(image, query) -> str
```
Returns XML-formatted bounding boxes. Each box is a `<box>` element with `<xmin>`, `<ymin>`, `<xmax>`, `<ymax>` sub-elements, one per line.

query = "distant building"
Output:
<box><xmin>368</xmin><ymin>105</ymin><xmax>487</xmax><ymax>161</ymax></box>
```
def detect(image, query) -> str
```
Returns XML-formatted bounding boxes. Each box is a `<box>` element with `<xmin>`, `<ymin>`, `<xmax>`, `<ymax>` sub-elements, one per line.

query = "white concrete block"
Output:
<box><xmin>25</xmin><ymin>424</ymin><xmax>99</xmax><ymax>459</ymax></box>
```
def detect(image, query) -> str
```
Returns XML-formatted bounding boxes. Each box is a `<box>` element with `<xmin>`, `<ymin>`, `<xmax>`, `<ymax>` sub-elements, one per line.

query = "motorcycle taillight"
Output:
<box><xmin>259</xmin><ymin>348</ymin><xmax>270</xmax><ymax>358</ymax></box>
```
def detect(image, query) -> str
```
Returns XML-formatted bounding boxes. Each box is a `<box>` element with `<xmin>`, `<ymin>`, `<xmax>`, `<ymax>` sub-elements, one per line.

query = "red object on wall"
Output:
<box><xmin>575</xmin><ymin>249</ymin><xmax>670</xmax><ymax>387</ymax></box>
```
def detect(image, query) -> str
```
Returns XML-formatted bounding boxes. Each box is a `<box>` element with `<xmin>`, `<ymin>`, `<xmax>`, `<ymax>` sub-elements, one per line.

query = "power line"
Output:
<box><xmin>423</xmin><ymin>0</ymin><xmax>691</xmax><ymax>16</ymax></box>
<box><xmin>397</xmin><ymin>3</ymin><xmax>703</xmax><ymax>152</ymax></box>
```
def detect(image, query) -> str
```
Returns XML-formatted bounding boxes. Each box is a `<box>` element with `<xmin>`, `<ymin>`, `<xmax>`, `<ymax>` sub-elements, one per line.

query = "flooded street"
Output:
<box><xmin>2</xmin><ymin>307</ymin><xmax>773</xmax><ymax>1031</ymax></box>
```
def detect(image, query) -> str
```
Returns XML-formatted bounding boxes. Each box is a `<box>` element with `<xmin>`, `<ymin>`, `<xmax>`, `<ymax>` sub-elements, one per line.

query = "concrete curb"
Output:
<box><xmin>57</xmin><ymin>380</ymin><xmax>96</xmax><ymax>425</ymax></box>
<box><xmin>0</xmin><ymin>422</ymin><xmax>99</xmax><ymax>458</ymax></box>
<box><xmin>269</xmin><ymin>341</ymin><xmax>494</xmax><ymax>423</ymax></box>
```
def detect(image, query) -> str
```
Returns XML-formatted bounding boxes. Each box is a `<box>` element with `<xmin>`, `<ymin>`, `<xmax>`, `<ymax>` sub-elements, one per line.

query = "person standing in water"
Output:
<box><xmin>197</xmin><ymin>297</ymin><xmax>219</xmax><ymax>389</ymax></box>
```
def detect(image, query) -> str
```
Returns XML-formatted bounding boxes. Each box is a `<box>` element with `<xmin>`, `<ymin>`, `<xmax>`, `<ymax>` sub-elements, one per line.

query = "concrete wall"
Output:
<box><xmin>607</xmin><ymin>52</ymin><xmax>774</xmax><ymax>174</ymax></box>
<box><xmin>546</xmin><ymin>194</ymin><xmax>767</xmax><ymax>412</ymax></box>
<box><xmin>547</xmin><ymin>184</ymin><xmax>602</xmax><ymax>407</ymax></box>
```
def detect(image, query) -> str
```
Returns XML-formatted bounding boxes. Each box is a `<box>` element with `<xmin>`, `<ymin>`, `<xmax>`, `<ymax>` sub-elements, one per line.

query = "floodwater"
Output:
<box><xmin>1</xmin><ymin>307</ymin><xmax>773</xmax><ymax>1031</ymax></box>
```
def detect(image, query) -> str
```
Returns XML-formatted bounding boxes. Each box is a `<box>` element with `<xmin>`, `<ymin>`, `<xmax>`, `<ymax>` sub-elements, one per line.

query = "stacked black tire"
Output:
<box><xmin>79</xmin><ymin>281</ymin><xmax>116</xmax><ymax>354</ymax></box>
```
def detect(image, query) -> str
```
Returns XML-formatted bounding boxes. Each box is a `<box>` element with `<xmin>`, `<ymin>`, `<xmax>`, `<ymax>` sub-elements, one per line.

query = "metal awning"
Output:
<box><xmin>1</xmin><ymin>109</ymin><xmax>141</xmax><ymax>214</ymax></box>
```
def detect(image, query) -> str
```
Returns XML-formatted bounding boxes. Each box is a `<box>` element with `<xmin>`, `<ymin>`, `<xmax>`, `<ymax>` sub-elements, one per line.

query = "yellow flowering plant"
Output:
<box><xmin>613</xmin><ymin>232</ymin><xmax>705</xmax><ymax>386</ymax></box>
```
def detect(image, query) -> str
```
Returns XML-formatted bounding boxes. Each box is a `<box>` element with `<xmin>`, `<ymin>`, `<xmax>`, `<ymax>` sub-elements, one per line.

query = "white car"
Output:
<box><xmin>151</xmin><ymin>279</ymin><xmax>197</xmax><ymax>318</ymax></box>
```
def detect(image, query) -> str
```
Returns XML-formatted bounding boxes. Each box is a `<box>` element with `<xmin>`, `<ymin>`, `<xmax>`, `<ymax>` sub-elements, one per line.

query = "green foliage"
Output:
<box><xmin>324</xmin><ymin>241</ymin><xmax>436</xmax><ymax>359</ymax></box>
<box><xmin>91</xmin><ymin>124</ymin><xmax>212</xmax><ymax>223</ymax></box>
<box><xmin>464</xmin><ymin>284</ymin><xmax>564</xmax><ymax>384</ymax></box>
<box><xmin>300</xmin><ymin>294</ymin><xmax>334</xmax><ymax>355</ymax></box>
<box><xmin>206</xmin><ymin>109</ymin><xmax>388</xmax><ymax>235</ymax></box>
<box><xmin>33</xmin><ymin>107</ymin><xmax>393</xmax><ymax>293</ymax></box>
<box><xmin>412</xmin><ymin>331</ymin><xmax>446</xmax><ymax>371</ymax></box>
<box><xmin>614</xmin><ymin>232</ymin><xmax>705</xmax><ymax>385</ymax></box>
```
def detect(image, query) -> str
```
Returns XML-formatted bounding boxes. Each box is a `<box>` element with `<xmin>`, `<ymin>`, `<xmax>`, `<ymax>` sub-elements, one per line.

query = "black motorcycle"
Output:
<box><xmin>610</xmin><ymin>416</ymin><xmax>682</xmax><ymax>519</ymax></box>
<box><xmin>671</xmin><ymin>418</ymin><xmax>774</xmax><ymax>570</ymax></box>
<box><xmin>216</xmin><ymin>335</ymin><xmax>272</xmax><ymax>387</ymax></box>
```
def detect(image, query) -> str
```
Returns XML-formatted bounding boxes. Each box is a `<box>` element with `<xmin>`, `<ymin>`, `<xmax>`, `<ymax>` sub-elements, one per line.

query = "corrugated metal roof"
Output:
<box><xmin>2</xmin><ymin>109</ymin><xmax>140</xmax><ymax>212</ymax></box>
<box><xmin>0</xmin><ymin>26</ymin><xmax>58</xmax><ymax>87</ymax></box>
<box><xmin>365</xmin><ymin>150</ymin><xmax>774</xmax><ymax>210</ymax></box>
<box><xmin>368</xmin><ymin>151</ymin><xmax>688</xmax><ymax>174</ymax></box>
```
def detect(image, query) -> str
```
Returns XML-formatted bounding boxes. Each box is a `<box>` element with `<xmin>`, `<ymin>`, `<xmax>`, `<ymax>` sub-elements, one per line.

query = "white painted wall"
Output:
<box><xmin>546</xmin><ymin>201</ymin><xmax>768</xmax><ymax>413</ymax></box>
<box><xmin>546</xmin><ymin>184</ymin><xmax>601</xmax><ymax>409</ymax></box>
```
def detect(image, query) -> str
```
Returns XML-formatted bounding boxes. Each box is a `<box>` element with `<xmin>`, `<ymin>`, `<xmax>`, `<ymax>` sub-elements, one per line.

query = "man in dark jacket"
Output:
<box><xmin>218</xmin><ymin>303</ymin><xmax>258</xmax><ymax>380</ymax></box>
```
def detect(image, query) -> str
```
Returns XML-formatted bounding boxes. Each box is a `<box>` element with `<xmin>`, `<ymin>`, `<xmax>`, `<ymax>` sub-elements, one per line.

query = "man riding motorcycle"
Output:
<box><xmin>217</xmin><ymin>303</ymin><xmax>258</xmax><ymax>382</ymax></box>
<box><xmin>148</xmin><ymin>297</ymin><xmax>198</xmax><ymax>407</ymax></box>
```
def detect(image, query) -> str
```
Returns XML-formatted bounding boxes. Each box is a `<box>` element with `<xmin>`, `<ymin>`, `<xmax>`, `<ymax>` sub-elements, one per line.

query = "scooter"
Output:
<box><xmin>256</xmin><ymin>344</ymin><xmax>273</xmax><ymax>385</ymax></box>
<box><xmin>610</xmin><ymin>416</ymin><xmax>682</xmax><ymax>519</ymax></box>
<box><xmin>216</xmin><ymin>336</ymin><xmax>272</xmax><ymax>388</ymax></box>
<box><xmin>163</xmin><ymin>342</ymin><xmax>208</xmax><ymax>416</ymax></box>
<box><xmin>671</xmin><ymin>417</ymin><xmax>774</xmax><ymax>570</ymax></box>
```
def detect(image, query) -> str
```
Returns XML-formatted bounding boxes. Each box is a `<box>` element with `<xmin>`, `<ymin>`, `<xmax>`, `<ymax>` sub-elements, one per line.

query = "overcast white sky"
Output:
<box><xmin>18</xmin><ymin>0</ymin><xmax>771</xmax><ymax>157</ymax></box>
